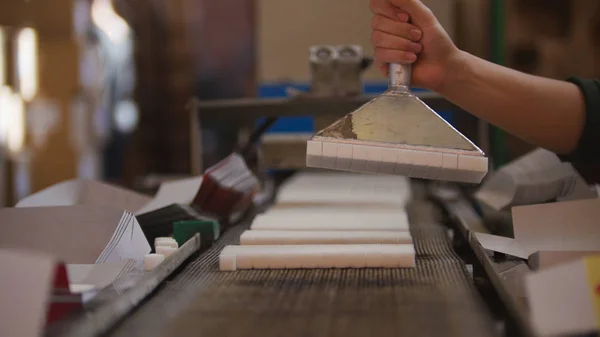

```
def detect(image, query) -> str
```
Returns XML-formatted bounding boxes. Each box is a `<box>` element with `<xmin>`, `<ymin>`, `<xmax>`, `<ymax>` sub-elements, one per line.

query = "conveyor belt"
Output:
<box><xmin>107</xmin><ymin>194</ymin><xmax>498</xmax><ymax>337</ymax></box>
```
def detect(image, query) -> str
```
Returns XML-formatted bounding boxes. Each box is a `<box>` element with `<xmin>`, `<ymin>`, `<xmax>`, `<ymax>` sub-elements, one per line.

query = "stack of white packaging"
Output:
<box><xmin>220</xmin><ymin>173</ymin><xmax>416</xmax><ymax>271</ymax></box>
<box><xmin>475</xmin><ymin>148</ymin><xmax>596</xmax><ymax>212</ymax></box>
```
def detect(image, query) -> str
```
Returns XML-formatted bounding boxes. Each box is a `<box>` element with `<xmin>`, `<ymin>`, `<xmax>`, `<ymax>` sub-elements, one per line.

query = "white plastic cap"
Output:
<box><xmin>144</xmin><ymin>253</ymin><xmax>165</xmax><ymax>271</ymax></box>
<box><xmin>156</xmin><ymin>246</ymin><xmax>177</xmax><ymax>258</ymax></box>
<box><xmin>154</xmin><ymin>237</ymin><xmax>178</xmax><ymax>248</ymax></box>
<box><xmin>160</xmin><ymin>240</ymin><xmax>179</xmax><ymax>248</ymax></box>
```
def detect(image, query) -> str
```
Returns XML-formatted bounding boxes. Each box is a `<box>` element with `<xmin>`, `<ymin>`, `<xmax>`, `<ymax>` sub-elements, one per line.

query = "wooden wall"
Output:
<box><xmin>257</xmin><ymin>0</ymin><xmax>457</xmax><ymax>83</ymax></box>
<box><xmin>119</xmin><ymin>0</ymin><xmax>255</xmax><ymax>181</ymax></box>
<box><xmin>502</xmin><ymin>0</ymin><xmax>600</xmax><ymax>160</ymax></box>
<box><xmin>506</xmin><ymin>0</ymin><xmax>600</xmax><ymax>80</ymax></box>
<box><xmin>0</xmin><ymin>0</ymin><xmax>78</xmax><ymax>200</ymax></box>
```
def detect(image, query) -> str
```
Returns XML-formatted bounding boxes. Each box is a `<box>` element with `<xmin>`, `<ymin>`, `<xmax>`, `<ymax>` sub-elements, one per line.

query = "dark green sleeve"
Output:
<box><xmin>558</xmin><ymin>77</ymin><xmax>600</xmax><ymax>164</ymax></box>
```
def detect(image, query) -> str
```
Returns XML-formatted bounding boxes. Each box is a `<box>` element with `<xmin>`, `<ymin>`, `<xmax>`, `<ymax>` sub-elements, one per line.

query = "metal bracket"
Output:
<box><xmin>309</xmin><ymin>45</ymin><xmax>367</xmax><ymax>97</ymax></box>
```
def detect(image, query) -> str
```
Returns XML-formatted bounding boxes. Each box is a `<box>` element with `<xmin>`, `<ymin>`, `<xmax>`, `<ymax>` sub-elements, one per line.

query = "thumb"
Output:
<box><xmin>388</xmin><ymin>0</ymin><xmax>436</xmax><ymax>26</ymax></box>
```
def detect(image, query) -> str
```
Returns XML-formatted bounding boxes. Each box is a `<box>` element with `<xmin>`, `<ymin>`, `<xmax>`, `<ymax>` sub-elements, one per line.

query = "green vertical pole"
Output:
<box><xmin>490</xmin><ymin>0</ymin><xmax>508</xmax><ymax>168</ymax></box>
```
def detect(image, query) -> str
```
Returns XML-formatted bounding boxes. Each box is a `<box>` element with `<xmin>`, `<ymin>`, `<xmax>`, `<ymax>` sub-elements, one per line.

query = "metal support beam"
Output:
<box><xmin>195</xmin><ymin>92</ymin><xmax>456</xmax><ymax>121</ymax></box>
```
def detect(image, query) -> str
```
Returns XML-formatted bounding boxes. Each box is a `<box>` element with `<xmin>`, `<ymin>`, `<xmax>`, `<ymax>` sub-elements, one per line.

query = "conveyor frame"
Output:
<box><xmin>429</xmin><ymin>184</ymin><xmax>537</xmax><ymax>337</ymax></box>
<box><xmin>43</xmin><ymin>180</ymin><xmax>544</xmax><ymax>337</ymax></box>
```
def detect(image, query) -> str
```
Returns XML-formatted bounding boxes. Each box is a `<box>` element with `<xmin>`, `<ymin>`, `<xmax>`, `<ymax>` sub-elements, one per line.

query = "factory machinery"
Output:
<box><xmin>47</xmin><ymin>47</ymin><xmax>534</xmax><ymax>337</ymax></box>
<box><xmin>47</xmin><ymin>178</ymin><xmax>534</xmax><ymax>337</ymax></box>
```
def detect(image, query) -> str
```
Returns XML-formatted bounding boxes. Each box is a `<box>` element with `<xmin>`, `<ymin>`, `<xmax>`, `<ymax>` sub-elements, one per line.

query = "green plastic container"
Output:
<box><xmin>173</xmin><ymin>220</ymin><xmax>221</xmax><ymax>247</ymax></box>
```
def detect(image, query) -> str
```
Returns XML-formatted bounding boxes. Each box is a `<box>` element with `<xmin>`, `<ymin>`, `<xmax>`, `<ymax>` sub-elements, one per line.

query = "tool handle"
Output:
<box><xmin>388</xmin><ymin>63</ymin><xmax>411</xmax><ymax>92</ymax></box>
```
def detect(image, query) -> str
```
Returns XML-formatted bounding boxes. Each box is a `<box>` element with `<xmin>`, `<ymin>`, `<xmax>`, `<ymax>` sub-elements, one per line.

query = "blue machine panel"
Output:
<box><xmin>257</xmin><ymin>82</ymin><xmax>453</xmax><ymax>133</ymax></box>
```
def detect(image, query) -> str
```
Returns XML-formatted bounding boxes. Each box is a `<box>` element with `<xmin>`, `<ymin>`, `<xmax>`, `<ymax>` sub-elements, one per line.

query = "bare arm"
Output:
<box><xmin>370</xmin><ymin>0</ymin><xmax>586</xmax><ymax>155</ymax></box>
<box><xmin>441</xmin><ymin>51</ymin><xmax>585</xmax><ymax>155</ymax></box>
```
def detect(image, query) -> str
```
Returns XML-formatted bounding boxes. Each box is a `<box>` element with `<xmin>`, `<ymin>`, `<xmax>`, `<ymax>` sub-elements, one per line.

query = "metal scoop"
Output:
<box><xmin>306</xmin><ymin>63</ymin><xmax>488</xmax><ymax>183</ymax></box>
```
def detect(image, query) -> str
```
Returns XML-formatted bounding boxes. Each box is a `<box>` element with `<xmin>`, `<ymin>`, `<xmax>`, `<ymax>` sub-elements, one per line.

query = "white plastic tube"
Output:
<box><xmin>219</xmin><ymin>244</ymin><xmax>415</xmax><ymax>271</ymax></box>
<box><xmin>240</xmin><ymin>230</ymin><xmax>412</xmax><ymax>245</ymax></box>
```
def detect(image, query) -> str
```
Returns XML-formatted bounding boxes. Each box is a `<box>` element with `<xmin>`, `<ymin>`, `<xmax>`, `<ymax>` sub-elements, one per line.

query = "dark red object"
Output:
<box><xmin>46</xmin><ymin>264</ymin><xmax>83</xmax><ymax>325</ymax></box>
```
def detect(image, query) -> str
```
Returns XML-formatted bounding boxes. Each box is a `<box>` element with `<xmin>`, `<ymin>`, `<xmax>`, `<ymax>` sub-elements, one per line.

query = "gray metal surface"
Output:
<box><xmin>107</xmin><ymin>192</ymin><xmax>499</xmax><ymax>337</ymax></box>
<box><xmin>312</xmin><ymin>62</ymin><xmax>484</xmax><ymax>156</ymax></box>
<box><xmin>389</xmin><ymin>63</ymin><xmax>411</xmax><ymax>89</ymax></box>
<box><xmin>196</xmin><ymin>93</ymin><xmax>456</xmax><ymax>121</ymax></box>
<box><xmin>314</xmin><ymin>95</ymin><xmax>482</xmax><ymax>152</ymax></box>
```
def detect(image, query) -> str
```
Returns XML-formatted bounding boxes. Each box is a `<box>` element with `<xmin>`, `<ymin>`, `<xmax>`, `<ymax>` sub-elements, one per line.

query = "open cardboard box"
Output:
<box><xmin>471</xmin><ymin>198</ymin><xmax>600</xmax><ymax>336</ymax></box>
<box><xmin>0</xmin><ymin>206</ymin><xmax>150</xmax><ymax>265</ymax></box>
<box><xmin>475</xmin><ymin>198</ymin><xmax>600</xmax><ymax>261</ymax></box>
<box><xmin>0</xmin><ymin>249</ymin><xmax>99</xmax><ymax>337</ymax></box>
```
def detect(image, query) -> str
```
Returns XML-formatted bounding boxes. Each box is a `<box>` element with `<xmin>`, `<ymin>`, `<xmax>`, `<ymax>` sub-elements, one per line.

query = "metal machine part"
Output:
<box><xmin>309</xmin><ymin>45</ymin><xmax>367</xmax><ymax>97</ymax></box>
<box><xmin>194</xmin><ymin>92</ymin><xmax>454</xmax><ymax>121</ymax></box>
<box><xmin>309</xmin><ymin>45</ymin><xmax>338</xmax><ymax>96</ymax></box>
<box><xmin>307</xmin><ymin>63</ymin><xmax>488</xmax><ymax>183</ymax></box>
<box><xmin>335</xmin><ymin>45</ymin><xmax>364</xmax><ymax>96</ymax></box>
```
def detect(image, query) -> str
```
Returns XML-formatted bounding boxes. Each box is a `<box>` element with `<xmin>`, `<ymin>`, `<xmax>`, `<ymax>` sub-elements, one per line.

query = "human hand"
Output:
<box><xmin>370</xmin><ymin>0</ymin><xmax>461</xmax><ymax>91</ymax></box>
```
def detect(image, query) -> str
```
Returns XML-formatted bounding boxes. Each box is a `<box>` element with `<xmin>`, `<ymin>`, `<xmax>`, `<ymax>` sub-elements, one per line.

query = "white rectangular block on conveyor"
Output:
<box><xmin>239</xmin><ymin>230</ymin><xmax>412</xmax><ymax>245</ymax></box>
<box><xmin>276</xmin><ymin>172</ymin><xmax>412</xmax><ymax>206</ymax></box>
<box><xmin>276</xmin><ymin>189</ymin><xmax>411</xmax><ymax>207</ymax></box>
<box><xmin>284</xmin><ymin>171</ymin><xmax>410</xmax><ymax>185</ymax></box>
<box><xmin>250</xmin><ymin>212</ymin><xmax>410</xmax><ymax>231</ymax></box>
<box><xmin>263</xmin><ymin>206</ymin><xmax>408</xmax><ymax>218</ymax></box>
<box><xmin>277</xmin><ymin>183</ymin><xmax>411</xmax><ymax>207</ymax></box>
<box><xmin>218</xmin><ymin>244</ymin><xmax>416</xmax><ymax>271</ymax></box>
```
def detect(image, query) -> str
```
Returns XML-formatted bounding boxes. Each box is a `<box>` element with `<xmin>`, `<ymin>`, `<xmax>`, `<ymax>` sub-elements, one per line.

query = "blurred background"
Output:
<box><xmin>0</xmin><ymin>0</ymin><xmax>598</xmax><ymax>206</ymax></box>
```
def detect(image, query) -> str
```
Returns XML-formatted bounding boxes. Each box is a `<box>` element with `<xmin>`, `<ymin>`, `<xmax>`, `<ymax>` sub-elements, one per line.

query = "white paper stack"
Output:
<box><xmin>475</xmin><ymin>148</ymin><xmax>596</xmax><ymax>212</ymax></box>
<box><xmin>0</xmin><ymin>206</ymin><xmax>151</xmax><ymax>265</ymax></box>
<box><xmin>66</xmin><ymin>258</ymin><xmax>138</xmax><ymax>293</ymax></box>
<box><xmin>221</xmin><ymin>172</ymin><xmax>415</xmax><ymax>271</ymax></box>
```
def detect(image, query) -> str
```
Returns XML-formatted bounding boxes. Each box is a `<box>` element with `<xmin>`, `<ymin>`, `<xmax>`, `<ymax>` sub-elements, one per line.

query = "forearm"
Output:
<box><xmin>439</xmin><ymin>51</ymin><xmax>586</xmax><ymax>155</ymax></box>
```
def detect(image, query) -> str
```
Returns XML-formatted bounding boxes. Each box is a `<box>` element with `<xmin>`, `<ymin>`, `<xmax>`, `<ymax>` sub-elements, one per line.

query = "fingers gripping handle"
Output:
<box><xmin>389</xmin><ymin>63</ymin><xmax>411</xmax><ymax>92</ymax></box>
